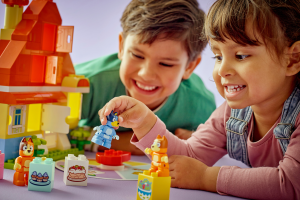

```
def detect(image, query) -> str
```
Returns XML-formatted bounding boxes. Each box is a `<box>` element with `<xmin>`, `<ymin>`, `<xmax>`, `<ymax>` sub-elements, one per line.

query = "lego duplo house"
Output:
<box><xmin>0</xmin><ymin>0</ymin><xmax>89</xmax><ymax>162</ymax></box>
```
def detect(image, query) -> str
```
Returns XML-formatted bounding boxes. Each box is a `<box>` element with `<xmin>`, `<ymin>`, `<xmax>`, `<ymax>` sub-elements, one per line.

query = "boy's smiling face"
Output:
<box><xmin>118</xmin><ymin>33</ymin><xmax>200</xmax><ymax>110</ymax></box>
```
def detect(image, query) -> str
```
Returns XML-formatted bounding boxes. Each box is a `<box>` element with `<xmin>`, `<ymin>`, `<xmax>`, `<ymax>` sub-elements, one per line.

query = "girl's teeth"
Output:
<box><xmin>227</xmin><ymin>85</ymin><xmax>245</xmax><ymax>93</ymax></box>
<box><xmin>136</xmin><ymin>82</ymin><xmax>156</xmax><ymax>91</ymax></box>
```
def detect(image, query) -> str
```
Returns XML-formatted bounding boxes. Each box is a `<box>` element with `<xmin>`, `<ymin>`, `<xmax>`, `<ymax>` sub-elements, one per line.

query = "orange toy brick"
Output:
<box><xmin>13</xmin><ymin>137</ymin><xmax>35</xmax><ymax>186</ymax></box>
<box><xmin>144</xmin><ymin>135</ymin><xmax>169</xmax><ymax>177</ymax></box>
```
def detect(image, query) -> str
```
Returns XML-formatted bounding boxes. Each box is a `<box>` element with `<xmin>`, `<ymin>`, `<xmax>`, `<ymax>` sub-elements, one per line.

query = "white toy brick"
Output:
<box><xmin>63</xmin><ymin>154</ymin><xmax>88</xmax><ymax>186</ymax></box>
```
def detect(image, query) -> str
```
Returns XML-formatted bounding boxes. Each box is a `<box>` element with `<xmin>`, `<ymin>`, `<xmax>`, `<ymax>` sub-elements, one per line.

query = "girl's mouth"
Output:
<box><xmin>226</xmin><ymin>85</ymin><xmax>246</xmax><ymax>93</ymax></box>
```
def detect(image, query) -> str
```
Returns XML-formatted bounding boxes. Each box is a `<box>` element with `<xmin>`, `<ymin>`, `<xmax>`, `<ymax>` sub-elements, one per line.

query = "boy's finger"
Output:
<box><xmin>98</xmin><ymin>107</ymin><xmax>107</xmax><ymax>125</ymax></box>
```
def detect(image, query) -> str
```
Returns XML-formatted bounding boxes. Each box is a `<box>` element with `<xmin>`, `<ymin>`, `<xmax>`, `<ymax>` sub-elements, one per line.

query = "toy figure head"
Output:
<box><xmin>118</xmin><ymin>0</ymin><xmax>206</xmax><ymax>110</ymax></box>
<box><xmin>19</xmin><ymin>137</ymin><xmax>34</xmax><ymax>157</ymax></box>
<box><xmin>151</xmin><ymin>135</ymin><xmax>168</xmax><ymax>153</ymax></box>
<box><xmin>106</xmin><ymin>111</ymin><xmax>119</xmax><ymax>127</ymax></box>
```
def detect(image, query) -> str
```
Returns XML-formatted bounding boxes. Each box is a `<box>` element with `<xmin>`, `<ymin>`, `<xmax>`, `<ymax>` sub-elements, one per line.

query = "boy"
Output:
<box><xmin>75</xmin><ymin>0</ymin><xmax>216</xmax><ymax>154</ymax></box>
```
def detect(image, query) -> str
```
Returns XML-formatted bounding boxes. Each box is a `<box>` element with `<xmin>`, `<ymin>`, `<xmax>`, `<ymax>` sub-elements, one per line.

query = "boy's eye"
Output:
<box><xmin>131</xmin><ymin>52</ymin><xmax>144</xmax><ymax>59</ymax></box>
<box><xmin>212</xmin><ymin>55</ymin><xmax>223</xmax><ymax>61</ymax></box>
<box><xmin>159</xmin><ymin>62</ymin><xmax>173</xmax><ymax>67</ymax></box>
<box><xmin>236</xmin><ymin>55</ymin><xmax>249</xmax><ymax>60</ymax></box>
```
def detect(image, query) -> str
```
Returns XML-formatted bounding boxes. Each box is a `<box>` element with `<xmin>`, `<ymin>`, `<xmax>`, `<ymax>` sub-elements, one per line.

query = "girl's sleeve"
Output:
<box><xmin>131</xmin><ymin>101</ymin><xmax>230</xmax><ymax>166</ymax></box>
<box><xmin>217</xmin><ymin>128</ymin><xmax>300</xmax><ymax>199</ymax></box>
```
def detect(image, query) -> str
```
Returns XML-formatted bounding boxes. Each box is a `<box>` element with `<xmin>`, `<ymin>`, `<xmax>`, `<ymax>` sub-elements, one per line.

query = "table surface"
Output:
<box><xmin>0</xmin><ymin>152</ymin><xmax>248</xmax><ymax>200</ymax></box>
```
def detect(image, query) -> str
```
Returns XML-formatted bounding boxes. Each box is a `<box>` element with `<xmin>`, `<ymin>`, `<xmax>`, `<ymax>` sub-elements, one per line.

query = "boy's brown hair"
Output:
<box><xmin>204</xmin><ymin>0</ymin><xmax>300</xmax><ymax>59</ymax></box>
<box><xmin>120</xmin><ymin>0</ymin><xmax>207</xmax><ymax>62</ymax></box>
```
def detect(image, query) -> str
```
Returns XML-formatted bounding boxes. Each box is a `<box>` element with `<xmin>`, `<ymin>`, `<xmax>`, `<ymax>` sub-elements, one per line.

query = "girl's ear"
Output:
<box><xmin>286</xmin><ymin>41</ymin><xmax>300</xmax><ymax>76</ymax></box>
<box><xmin>118</xmin><ymin>32</ymin><xmax>124</xmax><ymax>60</ymax></box>
<box><xmin>182</xmin><ymin>55</ymin><xmax>202</xmax><ymax>80</ymax></box>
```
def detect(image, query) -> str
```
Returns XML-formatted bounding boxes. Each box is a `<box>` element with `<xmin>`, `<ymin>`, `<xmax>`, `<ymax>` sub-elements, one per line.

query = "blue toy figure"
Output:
<box><xmin>91</xmin><ymin>111</ymin><xmax>119</xmax><ymax>149</ymax></box>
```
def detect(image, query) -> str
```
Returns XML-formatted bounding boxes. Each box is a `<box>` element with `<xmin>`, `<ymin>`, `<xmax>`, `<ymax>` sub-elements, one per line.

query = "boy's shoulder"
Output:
<box><xmin>179</xmin><ymin>73</ymin><xmax>215</xmax><ymax>101</ymax></box>
<box><xmin>74</xmin><ymin>53</ymin><xmax>121</xmax><ymax>78</ymax></box>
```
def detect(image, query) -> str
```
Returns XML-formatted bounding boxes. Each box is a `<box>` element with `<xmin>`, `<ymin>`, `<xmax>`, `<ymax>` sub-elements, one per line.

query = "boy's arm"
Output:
<box><xmin>97</xmin><ymin>131</ymin><xmax>144</xmax><ymax>155</ymax></box>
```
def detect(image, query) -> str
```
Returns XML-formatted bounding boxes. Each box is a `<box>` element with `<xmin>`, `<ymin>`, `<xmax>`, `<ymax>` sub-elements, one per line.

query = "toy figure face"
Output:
<box><xmin>118</xmin><ymin>33</ymin><xmax>194</xmax><ymax>110</ymax></box>
<box><xmin>107</xmin><ymin>111</ymin><xmax>119</xmax><ymax>127</ymax></box>
<box><xmin>151</xmin><ymin>135</ymin><xmax>168</xmax><ymax>153</ymax></box>
<box><xmin>19</xmin><ymin>137</ymin><xmax>34</xmax><ymax>157</ymax></box>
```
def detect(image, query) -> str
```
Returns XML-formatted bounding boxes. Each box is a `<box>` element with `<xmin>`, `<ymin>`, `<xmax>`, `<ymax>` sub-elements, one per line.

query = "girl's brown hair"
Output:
<box><xmin>204</xmin><ymin>0</ymin><xmax>300</xmax><ymax>59</ymax></box>
<box><xmin>120</xmin><ymin>0</ymin><xmax>207</xmax><ymax>62</ymax></box>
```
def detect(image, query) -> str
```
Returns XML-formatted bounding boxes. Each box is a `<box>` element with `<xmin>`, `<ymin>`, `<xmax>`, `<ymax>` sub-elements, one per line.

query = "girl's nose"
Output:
<box><xmin>217</xmin><ymin>60</ymin><xmax>235</xmax><ymax>77</ymax></box>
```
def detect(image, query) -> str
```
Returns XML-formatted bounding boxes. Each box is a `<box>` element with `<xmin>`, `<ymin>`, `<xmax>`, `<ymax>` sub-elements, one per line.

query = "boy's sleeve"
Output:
<box><xmin>79</xmin><ymin>80</ymin><xmax>94</xmax><ymax>126</ymax></box>
<box><xmin>131</xmin><ymin>101</ymin><xmax>230</xmax><ymax>166</ymax></box>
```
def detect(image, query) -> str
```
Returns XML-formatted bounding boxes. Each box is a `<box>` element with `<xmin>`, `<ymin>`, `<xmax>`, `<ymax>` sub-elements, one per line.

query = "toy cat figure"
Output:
<box><xmin>144</xmin><ymin>135</ymin><xmax>169</xmax><ymax>177</ymax></box>
<box><xmin>13</xmin><ymin>137</ymin><xmax>35</xmax><ymax>186</ymax></box>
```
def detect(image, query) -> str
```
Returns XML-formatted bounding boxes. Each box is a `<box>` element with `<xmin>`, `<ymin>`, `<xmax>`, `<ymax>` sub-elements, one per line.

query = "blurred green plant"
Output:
<box><xmin>70</xmin><ymin>127</ymin><xmax>91</xmax><ymax>151</ymax></box>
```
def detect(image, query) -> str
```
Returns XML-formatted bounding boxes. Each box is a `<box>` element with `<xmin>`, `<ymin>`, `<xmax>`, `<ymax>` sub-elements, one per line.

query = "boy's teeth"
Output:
<box><xmin>136</xmin><ymin>82</ymin><xmax>156</xmax><ymax>91</ymax></box>
<box><xmin>227</xmin><ymin>85</ymin><xmax>245</xmax><ymax>93</ymax></box>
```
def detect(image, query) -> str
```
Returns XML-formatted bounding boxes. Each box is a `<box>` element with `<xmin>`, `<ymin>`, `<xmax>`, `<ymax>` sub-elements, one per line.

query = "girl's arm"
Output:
<box><xmin>131</xmin><ymin>101</ymin><xmax>230</xmax><ymax>166</ymax></box>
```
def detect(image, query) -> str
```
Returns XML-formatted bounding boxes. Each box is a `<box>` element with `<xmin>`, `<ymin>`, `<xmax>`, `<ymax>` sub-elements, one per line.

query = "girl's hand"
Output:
<box><xmin>98</xmin><ymin>96</ymin><xmax>157</xmax><ymax>140</ymax></box>
<box><xmin>169</xmin><ymin>155</ymin><xmax>220</xmax><ymax>192</ymax></box>
<box><xmin>174</xmin><ymin>128</ymin><xmax>193</xmax><ymax>140</ymax></box>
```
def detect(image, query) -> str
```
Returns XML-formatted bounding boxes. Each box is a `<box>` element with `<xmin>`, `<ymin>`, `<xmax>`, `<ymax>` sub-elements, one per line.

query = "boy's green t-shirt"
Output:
<box><xmin>75</xmin><ymin>53</ymin><xmax>216</xmax><ymax>133</ymax></box>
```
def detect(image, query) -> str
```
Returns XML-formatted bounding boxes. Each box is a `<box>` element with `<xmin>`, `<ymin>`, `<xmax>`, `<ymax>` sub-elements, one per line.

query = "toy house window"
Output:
<box><xmin>13</xmin><ymin>109</ymin><xmax>22</xmax><ymax>126</ymax></box>
<box><xmin>9</xmin><ymin>105</ymin><xmax>26</xmax><ymax>135</ymax></box>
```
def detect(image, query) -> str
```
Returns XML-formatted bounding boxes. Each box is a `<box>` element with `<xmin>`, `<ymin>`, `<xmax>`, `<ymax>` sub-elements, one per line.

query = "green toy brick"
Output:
<box><xmin>28</xmin><ymin>157</ymin><xmax>55</xmax><ymax>192</ymax></box>
<box><xmin>4</xmin><ymin>159</ymin><xmax>15</xmax><ymax>170</ymax></box>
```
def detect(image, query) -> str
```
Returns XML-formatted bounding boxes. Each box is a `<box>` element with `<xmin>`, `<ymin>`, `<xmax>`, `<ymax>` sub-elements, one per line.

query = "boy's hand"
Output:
<box><xmin>99</xmin><ymin>96</ymin><xmax>157</xmax><ymax>140</ymax></box>
<box><xmin>169</xmin><ymin>155</ymin><xmax>220</xmax><ymax>192</ymax></box>
<box><xmin>175</xmin><ymin>128</ymin><xmax>193</xmax><ymax>140</ymax></box>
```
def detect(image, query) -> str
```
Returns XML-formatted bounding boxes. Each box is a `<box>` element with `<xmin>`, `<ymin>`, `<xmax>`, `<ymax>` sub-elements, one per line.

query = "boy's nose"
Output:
<box><xmin>138</xmin><ymin>63</ymin><xmax>157</xmax><ymax>81</ymax></box>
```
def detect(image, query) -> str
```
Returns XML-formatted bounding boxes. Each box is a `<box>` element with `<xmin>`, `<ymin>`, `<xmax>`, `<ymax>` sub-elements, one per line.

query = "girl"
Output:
<box><xmin>98</xmin><ymin>0</ymin><xmax>300</xmax><ymax>199</ymax></box>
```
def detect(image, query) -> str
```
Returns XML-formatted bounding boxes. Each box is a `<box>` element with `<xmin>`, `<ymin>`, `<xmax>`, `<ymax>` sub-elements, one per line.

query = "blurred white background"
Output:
<box><xmin>0</xmin><ymin>0</ymin><xmax>224</xmax><ymax>107</ymax></box>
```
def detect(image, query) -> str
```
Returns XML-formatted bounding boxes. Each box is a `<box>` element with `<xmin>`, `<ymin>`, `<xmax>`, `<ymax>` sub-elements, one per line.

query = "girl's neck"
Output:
<box><xmin>251</xmin><ymin>81</ymin><xmax>296</xmax><ymax>141</ymax></box>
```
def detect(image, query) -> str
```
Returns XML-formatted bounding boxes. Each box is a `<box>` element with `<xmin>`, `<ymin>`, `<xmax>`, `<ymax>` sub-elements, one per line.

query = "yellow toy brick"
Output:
<box><xmin>137</xmin><ymin>171</ymin><xmax>171</xmax><ymax>200</ymax></box>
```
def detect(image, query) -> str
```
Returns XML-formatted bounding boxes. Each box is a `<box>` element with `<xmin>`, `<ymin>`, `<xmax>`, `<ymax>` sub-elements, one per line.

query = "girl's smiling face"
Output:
<box><xmin>211</xmin><ymin>36</ymin><xmax>293</xmax><ymax>110</ymax></box>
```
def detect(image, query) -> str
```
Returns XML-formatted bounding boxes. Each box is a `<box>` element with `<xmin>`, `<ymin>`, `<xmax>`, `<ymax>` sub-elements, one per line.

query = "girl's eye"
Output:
<box><xmin>156</xmin><ymin>143</ymin><xmax>161</xmax><ymax>147</ymax></box>
<box><xmin>30</xmin><ymin>146</ymin><xmax>33</xmax><ymax>150</ymax></box>
<box><xmin>112</xmin><ymin>118</ymin><xmax>115</xmax><ymax>122</ymax></box>
<box><xmin>236</xmin><ymin>55</ymin><xmax>249</xmax><ymax>60</ymax></box>
<box><xmin>212</xmin><ymin>55</ymin><xmax>223</xmax><ymax>61</ymax></box>
<box><xmin>131</xmin><ymin>52</ymin><xmax>144</xmax><ymax>59</ymax></box>
<box><xmin>23</xmin><ymin>146</ymin><xmax>27</xmax><ymax>151</ymax></box>
<box><xmin>159</xmin><ymin>62</ymin><xmax>173</xmax><ymax>67</ymax></box>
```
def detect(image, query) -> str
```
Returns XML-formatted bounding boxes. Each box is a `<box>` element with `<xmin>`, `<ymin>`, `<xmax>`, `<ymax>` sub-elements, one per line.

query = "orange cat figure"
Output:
<box><xmin>144</xmin><ymin>135</ymin><xmax>169</xmax><ymax>177</ymax></box>
<box><xmin>13</xmin><ymin>137</ymin><xmax>35</xmax><ymax>186</ymax></box>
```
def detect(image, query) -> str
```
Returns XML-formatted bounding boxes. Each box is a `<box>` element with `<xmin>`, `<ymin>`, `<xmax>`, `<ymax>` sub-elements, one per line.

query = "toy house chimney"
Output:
<box><xmin>0</xmin><ymin>0</ymin><xmax>29</xmax><ymax>40</ymax></box>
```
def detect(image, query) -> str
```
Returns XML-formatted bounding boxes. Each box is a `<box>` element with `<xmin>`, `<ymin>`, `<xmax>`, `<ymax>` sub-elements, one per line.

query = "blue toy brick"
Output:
<box><xmin>0</xmin><ymin>137</ymin><xmax>28</xmax><ymax>162</ymax></box>
<box><xmin>28</xmin><ymin>157</ymin><xmax>55</xmax><ymax>192</ymax></box>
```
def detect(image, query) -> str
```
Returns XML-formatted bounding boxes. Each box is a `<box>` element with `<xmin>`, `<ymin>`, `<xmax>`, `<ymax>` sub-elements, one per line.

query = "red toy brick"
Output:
<box><xmin>1</xmin><ymin>0</ymin><xmax>29</xmax><ymax>6</ymax></box>
<box><xmin>23</xmin><ymin>0</ymin><xmax>62</xmax><ymax>25</ymax></box>
<box><xmin>96</xmin><ymin>149</ymin><xmax>131</xmax><ymax>166</ymax></box>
